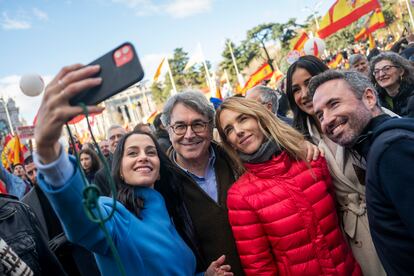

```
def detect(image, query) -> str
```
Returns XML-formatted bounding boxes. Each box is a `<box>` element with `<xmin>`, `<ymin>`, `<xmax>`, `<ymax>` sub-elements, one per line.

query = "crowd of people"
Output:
<box><xmin>0</xmin><ymin>40</ymin><xmax>413</xmax><ymax>276</ymax></box>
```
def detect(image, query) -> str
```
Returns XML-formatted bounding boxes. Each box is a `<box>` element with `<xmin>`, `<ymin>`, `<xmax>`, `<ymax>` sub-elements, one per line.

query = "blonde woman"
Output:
<box><xmin>215</xmin><ymin>97</ymin><xmax>361</xmax><ymax>276</ymax></box>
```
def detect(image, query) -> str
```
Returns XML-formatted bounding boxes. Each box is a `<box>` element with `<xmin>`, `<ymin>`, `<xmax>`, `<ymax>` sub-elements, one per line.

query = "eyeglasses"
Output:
<box><xmin>169</xmin><ymin>121</ymin><xmax>210</xmax><ymax>135</ymax></box>
<box><xmin>372</xmin><ymin>65</ymin><xmax>400</xmax><ymax>77</ymax></box>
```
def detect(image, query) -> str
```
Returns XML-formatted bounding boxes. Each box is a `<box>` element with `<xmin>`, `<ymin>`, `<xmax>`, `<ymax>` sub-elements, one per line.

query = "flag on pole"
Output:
<box><xmin>354</xmin><ymin>8</ymin><xmax>386</xmax><ymax>41</ymax></box>
<box><xmin>267</xmin><ymin>66</ymin><xmax>284</xmax><ymax>89</ymax></box>
<box><xmin>241</xmin><ymin>63</ymin><xmax>273</xmax><ymax>95</ymax></box>
<box><xmin>1</xmin><ymin>135</ymin><xmax>28</xmax><ymax>169</ymax></box>
<box><xmin>184</xmin><ymin>44</ymin><xmax>204</xmax><ymax>71</ymax></box>
<box><xmin>318</xmin><ymin>0</ymin><xmax>381</xmax><ymax>39</ymax></box>
<box><xmin>146</xmin><ymin>110</ymin><xmax>159</xmax><ymax>124</ymax></box>
<box><xmin>293</xmin><ymin>32</ymin><xmax>309</xmax><ymax>51</ymax></box>
<box><xmin>368</xmin><ymin>33</ymin><xmax>376</xmax><ymax>49</ymax></box>
<box><xmin>153</xmin><ymin>57</ymin><xmax>165</xmax><ymax>82</ymax></box>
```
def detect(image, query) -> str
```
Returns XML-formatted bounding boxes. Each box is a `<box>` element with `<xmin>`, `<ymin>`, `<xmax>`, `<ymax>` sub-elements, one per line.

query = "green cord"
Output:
<box><xmin>65</xmin><ymin>103</ymin><xmax>126</xmax><ymax>276</ymax></box>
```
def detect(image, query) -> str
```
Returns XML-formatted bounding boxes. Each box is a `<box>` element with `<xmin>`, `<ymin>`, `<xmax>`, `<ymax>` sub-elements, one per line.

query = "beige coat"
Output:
<box><xmin>307</xmin><ymin>118</ymin><xmax>385</xmax><ymax>276</ymax></box>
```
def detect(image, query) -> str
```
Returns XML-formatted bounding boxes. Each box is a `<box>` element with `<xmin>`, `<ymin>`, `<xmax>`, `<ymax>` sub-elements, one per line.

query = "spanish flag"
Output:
<box><xmin>153</xmin><ymin>57</ymin><xmax>165</xmax><ymax>82</ymax></box>
<box><xmin>328</xmin><ymin>53</ymin><xmax>343</xmax><ymax>69</ymax></box>
<box><xmin>354</xmin><ymin>8</ymin><xmax>386</xmax><ymax>41</ymax></box>
<box><xmin>1</xmin><ymin>135</ymin><xmax>28</xmax><ymax>169</ymax></box>
<box><xmin>318</xmin><ymin>0</ymin><xmax>381</xmax><ymax>39</ymax></box>
<box><xmin>146</xmin><ymin>110</ymin><xmax>159</xmax><ymax>124</ymax></box>
<box><xmin>293</xmin><ymin>32</ymin><xmax>309</xmax><ymax>51</ymax></box>
<box><xmin>241</xmin><ymin>63</ymin><xmax>273</xmax><ymax>95</ymax></box>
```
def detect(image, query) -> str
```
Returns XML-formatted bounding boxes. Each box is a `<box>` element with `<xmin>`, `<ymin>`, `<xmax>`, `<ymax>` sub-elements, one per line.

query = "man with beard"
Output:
<box><xmin>309</xmin><ymin>70</ymin><xmax>414</xmax><ymax>276</ymax></box>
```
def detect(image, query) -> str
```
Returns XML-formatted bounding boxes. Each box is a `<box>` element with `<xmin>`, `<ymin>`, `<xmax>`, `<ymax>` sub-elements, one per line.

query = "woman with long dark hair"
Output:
<box><xmin>33</xmin><ymin>64</ymin><xmax>232</xmax><ymax>276</ymax></box>
<box><xmin>285</xmin><ymin>55</ymin><xmax>329</xmax><ymax>139</ymax></box>
<box><xmin>285</xmin><ymin>56</ymin><xmax>385</xmax><ymax>275</ymax></box>
<box><xmin>215</xmin><ymin>97</ymin><xmax>361</xmax><ymax>275</ymax></box>
<box><xmin>79</xmin><ymin>148</ymin><xmax>100</xmax><ymax>183</ymax></box>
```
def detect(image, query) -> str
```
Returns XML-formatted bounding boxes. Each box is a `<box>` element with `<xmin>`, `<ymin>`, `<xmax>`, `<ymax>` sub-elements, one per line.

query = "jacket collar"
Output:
<box><xmin>353</xmin><ymin>114</ymin><xmax>391</xmax><ymax>158</ymax></box>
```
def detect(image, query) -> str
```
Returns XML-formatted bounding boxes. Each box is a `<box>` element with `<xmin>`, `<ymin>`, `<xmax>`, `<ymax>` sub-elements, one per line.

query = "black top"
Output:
<box><xmin>354</xmin><ymin>115</ymin><xmax>414</xmax><ymax>276</ymax></box>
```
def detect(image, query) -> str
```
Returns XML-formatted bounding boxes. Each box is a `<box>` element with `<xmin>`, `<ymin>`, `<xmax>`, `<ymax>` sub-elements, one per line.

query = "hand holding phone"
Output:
<box><xmin>69</xmin><ymin>42</ymin><xmax>145</xmax><ymax>106</ymax></box>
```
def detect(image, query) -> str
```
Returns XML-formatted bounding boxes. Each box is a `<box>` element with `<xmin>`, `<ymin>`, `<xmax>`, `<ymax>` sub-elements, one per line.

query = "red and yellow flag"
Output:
<box><xmin>354</xmin><ymin>8</ymin><xmax>386</xmax><ymax>41</ymax></box>
<box><xmin>318</xmin><ymin>0</ymin><xmax>381</xmax><ymax>39</ymax></box>
<box><xmin>153</xmin><ymin>57</ymin><xmax>165</xmax><ymax>82</ymax></box>
<box><xmin>328</xmin><ymin>53</ymin><xmax>344</xmax><ymax>69</ymax></box>
<box><xmin>1</xmin><ymin>135</ymin><xmax>28</xmax><ymax>169</ymax></box>
<box><xmin>241</xmin><ymin>63</ymin><xmax>273</xmax><ymax>95</ymax></box>
<box><xmin>293</xmin><ymin>32</ymin><xmax>309</xmax><ymax>51</ymax></box>
<box><xmin>146</xmin><ymin>110</ymin><xmax>159</xmax><ymax>124</ymax></box>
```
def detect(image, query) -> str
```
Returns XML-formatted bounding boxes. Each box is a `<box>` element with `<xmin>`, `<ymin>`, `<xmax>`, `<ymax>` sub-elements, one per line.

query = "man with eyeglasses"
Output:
<box><xmin>161</xmin><ymin>91</ymin><xmax>244</xmax><ymax>275</ymax></box>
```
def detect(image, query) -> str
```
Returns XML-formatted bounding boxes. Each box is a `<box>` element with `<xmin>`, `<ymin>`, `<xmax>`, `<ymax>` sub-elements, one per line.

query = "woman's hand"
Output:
<box><xmin>303</xmin><ymin>140</ymin><xmax>324</xmax><ymax>162</ymax></box>
<box><xmin>34</xmin><ymin>64</ymin><xmax>104</xmax><ymax>164</ymax></box>
<box><xmin>205</xmin><ymin>255</ymin><xmax>233</xmax><ymax>276</ymax></box>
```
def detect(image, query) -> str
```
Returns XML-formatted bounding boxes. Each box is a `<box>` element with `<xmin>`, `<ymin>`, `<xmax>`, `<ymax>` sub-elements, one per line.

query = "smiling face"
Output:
<box><xmin>168</xmin><ymin>103</ymin><xmax>212</xmax><ymax>164</ymax></box>
<box><xmin>291</xmin><ymin>67</ymin><xmax>315</xmax><ymax>116</ymax></box>
<box><xmin>373</xmin><ymin>60</ymin><xmax>404</xmax><ymax>91</ymax></box>
<box><xmin>312</xmin><ymin>79</ymin><xmax>374</xmax><ymax>147</ymax></box>
<box><xmin>120</xmin><ymin>134</ymin><xmax>160</xmax><ymax>188</ymax></box>
<box><xmin>219</xmin><ymin>109</ymin><xmax>265</xmax><ymax>154</ymax></box>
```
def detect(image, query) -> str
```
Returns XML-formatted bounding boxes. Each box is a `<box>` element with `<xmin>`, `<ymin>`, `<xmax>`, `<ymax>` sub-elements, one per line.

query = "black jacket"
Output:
<box><xmin>0</xmin><ymin>194</ymin><xmax>65</xmax><ymax>275</ymax></box>
<box><xmin>23</xmin><ymin>186</ymin><xmax>100</xmax><ymax>276</ymax></box>
<box><xmin>354</xmin><ymin>115</ymin><xmax>414</xmax><ymax>276</ymax></box>
<box><xmin>167</xmin><ymin>143</ymin><xmax>244</xmax><ymax>275</ymax></box>
<box><xmin>155</xmin><ymin>130</ymin><xmax>172</xmax><ymax>153</ymax></box>
<box><xmin>378</xmin><ymin>81</ymin><xmax>414</xmax><ymax>117</ymax></box>
<box><xmin>94</xmin><ymin>156</ymin><xmax>113</xmax><ymax>196</ymax></box>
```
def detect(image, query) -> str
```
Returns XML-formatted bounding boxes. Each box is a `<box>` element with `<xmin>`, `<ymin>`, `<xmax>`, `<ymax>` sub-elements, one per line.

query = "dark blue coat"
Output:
<box><xmin>354</xmin><ymin>115</ymin><xmax>414</xmax><ymax>276</ymax></box>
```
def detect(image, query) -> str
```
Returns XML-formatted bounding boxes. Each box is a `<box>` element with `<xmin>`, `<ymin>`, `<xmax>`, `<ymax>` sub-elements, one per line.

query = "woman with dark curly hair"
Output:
<box><xmin>370</xmin><ymin>51</ymin><xmax>414</xmax><ymax>117</ymax></box>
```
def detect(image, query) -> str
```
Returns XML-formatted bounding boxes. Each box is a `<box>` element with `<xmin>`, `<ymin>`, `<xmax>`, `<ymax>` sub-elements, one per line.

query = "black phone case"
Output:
<box><xmin>69</xmin><ymin>42</ymin><xmax>145</xmax><ymax>106</ymax></box>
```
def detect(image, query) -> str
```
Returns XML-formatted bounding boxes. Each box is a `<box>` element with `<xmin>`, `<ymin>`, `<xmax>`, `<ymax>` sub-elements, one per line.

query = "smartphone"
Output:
<box><xmin>69</xmin><ymin>42</ymin><xmax>144</xmax><ymax>106</ymax></box>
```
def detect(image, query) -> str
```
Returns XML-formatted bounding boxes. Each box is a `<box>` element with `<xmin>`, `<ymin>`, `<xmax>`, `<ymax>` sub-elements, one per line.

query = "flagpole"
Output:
<box><xmin>165</xmin><ymin>58</ymin><xmax>178</xmax><ymax>95</ymax></box>
<box><xmin>404</xmin><ymin>0</ymin><xmax>414</xmax><ymax>31</ymax></box>
<box><xmin>198</xmin><ymin>43</ymin><xmax>215</xmax><ymax>93</ymax></box>
<box><xmin>227</xmin><ymin>41</ymin><xmax>245</xmax><ymax>87</ymax></box>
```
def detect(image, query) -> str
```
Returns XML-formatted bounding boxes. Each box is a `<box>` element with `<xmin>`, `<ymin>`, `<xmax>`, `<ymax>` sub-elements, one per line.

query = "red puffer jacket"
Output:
<box><xmin>227</xmin><ymin>152</ymin><xmax>361</xmax><ymax>276</ymax></box>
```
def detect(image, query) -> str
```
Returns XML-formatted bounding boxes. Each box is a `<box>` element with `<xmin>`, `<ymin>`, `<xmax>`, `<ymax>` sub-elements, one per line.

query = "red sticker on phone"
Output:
<box><xmin>113</xmin><ymin>45</ymin><xmax>134</xmax><ymax>67</ymax></box>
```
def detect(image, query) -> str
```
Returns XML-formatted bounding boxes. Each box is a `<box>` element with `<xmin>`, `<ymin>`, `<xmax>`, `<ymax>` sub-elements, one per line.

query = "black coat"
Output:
<box><xmin>378</xmin><ymin>81</ymin><xmax>414</xmax><ymax>117</ymax></box>
<box><xmin>22</xmin><ymin>186</ymin><xmax>100</xmax><ymax>276</ymax></box>
<box><xmin>354</xmin><ymin>115</ymin><xmax>414</xmax><ymax>276</ymax></box>
<box><xmin>0</xmin><ymin>194</ymin><xmax>66</xmax><ymax>275</ymax></box>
